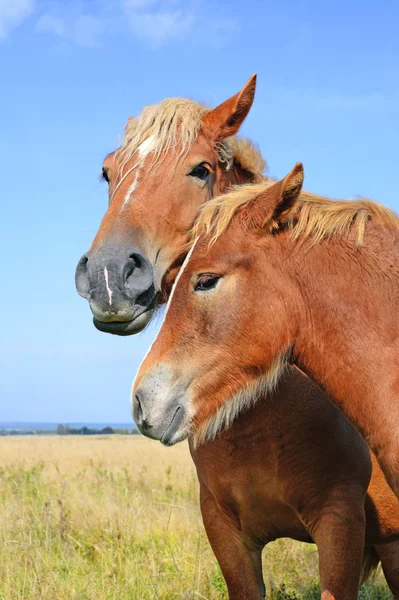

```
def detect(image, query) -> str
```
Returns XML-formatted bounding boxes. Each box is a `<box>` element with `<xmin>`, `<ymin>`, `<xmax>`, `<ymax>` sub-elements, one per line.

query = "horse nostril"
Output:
<box><xmin>123</xmin><ymin>250</ymin><xmax>154</xmax><ymax>297</ymax></box>
<box><xmin>135</xmin><ymin>393</ymin><xmax>142</xmax><ymax>418</ymax></box>
<box><xmin>124</xmin><ymin>254</ymin><xmax>139</xmax><ymax>282</ymax></box>
<box><xmin>134</xmin><ymin>390</ymin><xmax>152</xmax><ymax>432</ymax></box>
<box><xmin>78</xmin><ymin>255</ymin><xmax>89</xmax><ymax>271</ymax></box>
<box><xmin>129</xmin><ymin>253</ymin><xmax>142</xmax><ymax>269</ymax></box>
<box><xmin>134</xmin><ymin>391</ymin><xmax>145</xmax><ymax>427</ymax></box>
<box><xmin>75</xmin><ymin>253</ymin><xmax>91</xmax><ymax>299</ymax></box>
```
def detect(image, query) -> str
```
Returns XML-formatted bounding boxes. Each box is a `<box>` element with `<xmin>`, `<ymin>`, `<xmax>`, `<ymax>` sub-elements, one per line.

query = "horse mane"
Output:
<box><xmin>192</xmin><ymin>181</ymin><xmax>399</xmax><ymax>247</ymax></box>
<box><xmin>114</xmin><ymin>98</ymin><xmax>266</xmax><ymax>188</ymax></box>
<box><xmin>291</xmin><ymin>195</ymin><xmax>398</xmax><ymax>246</ymax></box>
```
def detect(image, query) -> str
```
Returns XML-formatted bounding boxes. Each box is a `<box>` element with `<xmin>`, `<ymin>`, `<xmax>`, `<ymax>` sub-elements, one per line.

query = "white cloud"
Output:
<box><xmin>121</xmin><ymin>0</ymin><xmax>236</xmax><ymax>48</ymax></box>
<box><xmin>36</xmin><ymin>10</ymin><xmax>104</xmax><ymax>48</ymax></box>
<box><xmin>34</xmin><ymin>0</ymin><xmax>237</xmax><ymax>49</ymax></box>
<box><xmin>0</xmin><ymin>0</ymin><xmax>35</xmax><ymax>38</ymax></box>
<box><xmin>123</xmin><ymin>3</ymin><xmax>194</xmax><ymax>48</ymax></box>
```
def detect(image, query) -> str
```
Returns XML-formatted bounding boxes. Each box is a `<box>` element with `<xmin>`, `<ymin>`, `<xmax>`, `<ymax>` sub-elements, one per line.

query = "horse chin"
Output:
<box><xmin>161</xmin><ymin>430</ymin><xmax>188</xmax><ymax>446</ymax></box>
<box><xmin>93</xmin><ymin>309</ymin><xmax>154</xmax><ymax>336</ymax></box>
<box><xmin>160</xmin><ymin>407</ymin><xmax>191</xmax><ymax>446</ymax></box>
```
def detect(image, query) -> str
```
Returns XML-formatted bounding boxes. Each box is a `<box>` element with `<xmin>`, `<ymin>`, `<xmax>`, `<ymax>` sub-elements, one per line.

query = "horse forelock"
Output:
<box><xmin>111</xmin><ymin>98</ymin><xmax>266</xmax><ymax>200</ymax></box>
<box><xmin>119</xmin><ymin>99</ymin><xmax>209</xmax><ymax>171</ymax></box>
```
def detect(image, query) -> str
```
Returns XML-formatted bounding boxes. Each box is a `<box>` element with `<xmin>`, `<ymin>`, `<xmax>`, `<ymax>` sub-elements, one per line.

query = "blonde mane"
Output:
<box><xmin>192</xmin><ymin>181</ymin><xmax>399</xmax><ymax>247</ymax></box>
<box><xmin>113</xmin><ymin>98</ymin><xmax>266</xmax><ymax>194</ymax></box>
<box><xmin>117</xmin><ymin>99</ymin><xmax>209</xmax><ymax>172</ymax></box>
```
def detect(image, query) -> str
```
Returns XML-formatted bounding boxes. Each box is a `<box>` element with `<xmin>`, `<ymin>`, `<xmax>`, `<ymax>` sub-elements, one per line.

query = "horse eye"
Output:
<box><xmin>189</xmin><ymin>163</ymin><xmax>210</xmax><ymax>182</ymax></box>
<box><xmin>194</xmin><ymin>274</ymin><xmax>220</xmax><ymax>292</ymax></box>
<box><xmin>102</xmin><ymin>167</ymin><xmax>109</xmax><ymax>183</ymax></box>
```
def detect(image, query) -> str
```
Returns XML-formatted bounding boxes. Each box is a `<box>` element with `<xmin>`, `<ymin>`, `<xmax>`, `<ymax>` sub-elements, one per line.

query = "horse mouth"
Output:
<box><xmin>93</xmin><ymin>300</ymin><xmax>157</xmax><ymax>336</ymax></box>
<box><xmin>160</xmin><ymin>405</ymin><xmax>188</xmax><ymax>446</ymax></box>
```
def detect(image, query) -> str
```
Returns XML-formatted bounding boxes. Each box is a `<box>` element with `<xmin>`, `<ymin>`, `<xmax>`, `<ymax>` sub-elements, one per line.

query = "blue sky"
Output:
<box><xmin>1</xmin><ymin>0</ymin><xmax>398</xmax><ymax>423</ymax></box>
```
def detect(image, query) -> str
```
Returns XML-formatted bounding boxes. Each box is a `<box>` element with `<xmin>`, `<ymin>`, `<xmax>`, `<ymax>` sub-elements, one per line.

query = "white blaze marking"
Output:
<box><xmin>138</xmin><ymin>135</ymin><xmax>155</xmax><ymax>158</ymax></box>
<box><xmin>103</xmin><ymin>266</ymin><xmax>113</xmax><ymax>306</ymax></box>
<box><xmin>120</xmin><ymin>135</ymin><xmax>156</xmax><ymax>212</ymax></box>
<box><xmin>122</xmin><ymin>171</ymin><xmax>139</xmax><ymax>209</ymax></box>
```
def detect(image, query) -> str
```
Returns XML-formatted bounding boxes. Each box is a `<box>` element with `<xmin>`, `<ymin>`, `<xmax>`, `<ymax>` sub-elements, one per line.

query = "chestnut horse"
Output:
<box><xmin>133</xmin><ymin>162</ymin><xmax>399</xmax><ymax>510</ymax></box>
<box><xmin>77</xmin><ymin>80</ymin><xmax>399</xmax><ymax>598</ymax></box>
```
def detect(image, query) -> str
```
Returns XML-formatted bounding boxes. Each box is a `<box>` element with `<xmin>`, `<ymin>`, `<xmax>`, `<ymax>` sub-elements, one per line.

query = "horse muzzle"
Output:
<box><xmin>75</xmin><ymin>245</ymin><xmax>156</xmax><ymax>335</ymax></box>
<box><xmin>132</xmin><ymin>365</ymin><xmax>192</xmax><ymax>445</ymax></box>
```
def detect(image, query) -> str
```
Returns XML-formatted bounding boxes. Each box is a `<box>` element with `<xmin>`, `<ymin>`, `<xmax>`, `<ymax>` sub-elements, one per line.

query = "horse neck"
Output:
<box><xmin>288</xmin><ymin>230</ymin><xmax>399</xmax><ymax>487</ymax></box>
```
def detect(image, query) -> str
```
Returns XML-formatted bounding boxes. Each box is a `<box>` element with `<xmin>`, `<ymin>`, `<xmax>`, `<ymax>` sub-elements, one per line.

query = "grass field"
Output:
<box><xmin>0</xmin><ymin>436</ymin><xmax>392</xmax><ymax>600</ymax></box>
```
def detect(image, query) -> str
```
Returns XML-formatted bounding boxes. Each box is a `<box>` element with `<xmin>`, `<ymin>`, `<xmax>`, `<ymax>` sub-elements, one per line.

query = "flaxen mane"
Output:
<box><xmin>192</xmin><ymin>181</ymin><xmax>399</xmax><ymax>247</ymax></box>
<box><xmin>113</xmin><ymin>98</ymin><xmax>266</xmax><ymax>194</ymax></box>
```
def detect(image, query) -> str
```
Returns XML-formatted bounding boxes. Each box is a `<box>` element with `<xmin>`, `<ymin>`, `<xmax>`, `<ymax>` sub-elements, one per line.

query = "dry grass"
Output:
<box><xmin>0</xmin><ymin>436</ymin><xmax>391</xmax><ymax>599</ymax></box>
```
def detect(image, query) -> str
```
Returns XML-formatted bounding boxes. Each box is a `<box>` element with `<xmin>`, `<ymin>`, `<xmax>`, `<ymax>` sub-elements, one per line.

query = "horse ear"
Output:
<box><xmin>249</xmin><ymin>163</ymin><xmax>304</xmax><ymax>231</ymax></box>
<box><xmin>202</xmin><ymin>74</ymin><xmax>257</xmax><ymax>141</ymax></box>
<box><xmin>273</xmin><ymin>163</ymin><xmax>304</xmax><ymax>223</ymax></box>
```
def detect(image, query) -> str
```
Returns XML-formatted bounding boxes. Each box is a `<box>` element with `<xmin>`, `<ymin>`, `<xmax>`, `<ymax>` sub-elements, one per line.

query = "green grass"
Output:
<box><xmin>0</xmin><ymin>436</ymin><xmax>392</xmax><ymax>599</ymax></box>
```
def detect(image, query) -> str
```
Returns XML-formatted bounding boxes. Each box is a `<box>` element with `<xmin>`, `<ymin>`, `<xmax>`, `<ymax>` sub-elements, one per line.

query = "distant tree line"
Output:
<box><xmin>0</xmin><ymin>429</ymin><xmax>35</xmax><ymax>436</ymax></box>
<box><xmin>56</xmin><ymin>425</ymin><xmax>137</xmax><ymax>435</ymax></box>
<box><xmin>0</xmin><ymin>425</ymin><xmax>138</xmax><ymax>436</ymax></box>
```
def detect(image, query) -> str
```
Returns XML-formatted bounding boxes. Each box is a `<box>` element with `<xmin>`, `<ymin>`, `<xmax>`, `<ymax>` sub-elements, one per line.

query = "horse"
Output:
<box><xmin>132</xmin><ymin>162</ymin><xmax>399</xmax><ymax>511</ymax></box>
<box><xmin>76</xmin><ymin>79</ymin><xmax>399</xmax><ymax>599</ymax></box>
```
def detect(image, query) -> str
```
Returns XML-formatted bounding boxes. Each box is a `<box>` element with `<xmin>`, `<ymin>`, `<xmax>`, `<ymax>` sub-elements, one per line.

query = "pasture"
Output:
<box><xmin>0</xmin><ymin>436</ymin><xmax>391</xmax><ymax>599</ymax></box>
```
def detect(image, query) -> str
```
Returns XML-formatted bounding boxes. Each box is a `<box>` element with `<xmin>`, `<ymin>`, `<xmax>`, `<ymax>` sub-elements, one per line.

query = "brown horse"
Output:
<box><xmin>76</xmin><ymin>80</ymin><xmax>399</xmax><ymax>599</ymax></box>
<box><xmin>133</xmin><ymin>162</ymin><xmax>399</xmax><ymax>500</ymax></box>
<box><xmin>75</xmin><ymin>78</ymin><xmax>263</xmax><ymax>334</ymax></box>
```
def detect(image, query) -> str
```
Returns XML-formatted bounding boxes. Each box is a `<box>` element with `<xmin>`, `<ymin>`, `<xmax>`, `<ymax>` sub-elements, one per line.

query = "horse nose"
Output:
<box><xmin>133</xmin><ymin>389</ymin><xmax>151</xmax><ymax>433</ymax></box>
<box><xmin>75</xmin><ymin>248</ymin><xmax>154</xmax><ymax>307</ymax></box>
<box><xmin>75</xmin><ymin>253</ymin><xmax>91</xmax><ymax>299</ymax></box>
<box><xmin>123</xmin><ymin>251</ymin><xmax>153</xmax><ymax>299</ymax></box>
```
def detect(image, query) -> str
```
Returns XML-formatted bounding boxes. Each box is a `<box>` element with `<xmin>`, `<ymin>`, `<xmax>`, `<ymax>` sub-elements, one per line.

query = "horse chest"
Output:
<box><xmin>193</xmin><ymin>443</ymin><xmax>309</xmax><ymax>543</ymax></box>
<box><xmin>212</xmin><ymin>479</ymin><xmax>309</xmax><ymax>543</ymax></box>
